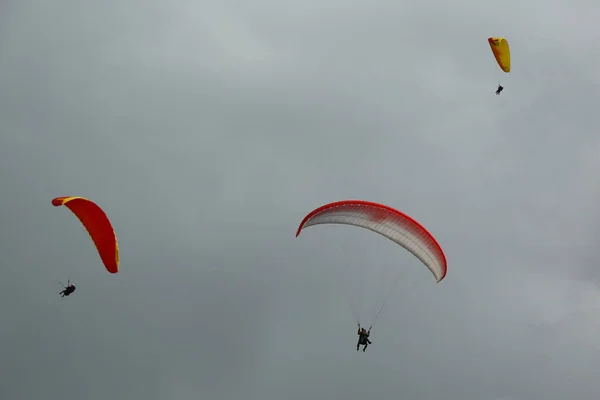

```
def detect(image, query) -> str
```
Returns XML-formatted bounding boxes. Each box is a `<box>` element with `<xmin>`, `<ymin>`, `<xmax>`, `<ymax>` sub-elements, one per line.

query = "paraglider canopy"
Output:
<box><xmin>488</xmin><ymin>37</ymin><xmax>511</xmax><ymax>73</ymax></box>
<box><xmin>52</xmin><ymin>196</ymin><xmax>120</xmax><ymax>274</ymax></box>
<box><xmin>296</xmin><ymin>200</ymin><xmax>447</xmax><ymax>282</ymax></box>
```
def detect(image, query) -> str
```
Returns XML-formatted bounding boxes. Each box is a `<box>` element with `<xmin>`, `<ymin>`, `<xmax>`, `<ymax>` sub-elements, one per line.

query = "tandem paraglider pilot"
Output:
<box><xmin>357</xmin><ymin>325</ymin><xmax>372</xmax><ymax>352</ymax></box>
<box><xmin>60</xmin><ymin>280</ymin><xmax>76</xmax><ymax>297</ymax></box>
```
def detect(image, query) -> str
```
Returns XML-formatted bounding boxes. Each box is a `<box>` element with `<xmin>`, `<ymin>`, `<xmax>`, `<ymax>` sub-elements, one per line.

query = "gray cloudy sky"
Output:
<box><xmin>1</xmin><ymin>0</ymin><xmax>600</xmax><ymax>399</ymax></box>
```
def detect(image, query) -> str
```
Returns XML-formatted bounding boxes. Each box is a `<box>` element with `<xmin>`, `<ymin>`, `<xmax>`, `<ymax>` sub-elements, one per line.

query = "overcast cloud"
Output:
<box><xmin>2</xmin><ymin>0</ymin><xmax>600</xmax><ymax>399</ymax></box>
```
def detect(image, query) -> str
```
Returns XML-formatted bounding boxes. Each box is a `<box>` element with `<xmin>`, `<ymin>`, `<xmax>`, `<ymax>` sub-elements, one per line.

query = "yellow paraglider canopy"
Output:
<box><xmin>488</xmin><ymin>37</ymin><xmax>510</xmax><ymax>73</ymax></box>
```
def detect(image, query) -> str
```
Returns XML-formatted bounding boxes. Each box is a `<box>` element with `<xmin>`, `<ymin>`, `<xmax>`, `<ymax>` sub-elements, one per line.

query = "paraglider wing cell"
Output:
<box><xmin>296</xmin><ymin>200</ymin><xmax>447</xmax><ymax>282</ymax></box>
<box><xmin>488</xmin><ymin>37</ymin><xmax>511</xmax><ymax>73</ymax></box>
<box><xmin>52</xmin><ymin>196</ymin><xmax>119</xmax><ymax>274</ymax></box>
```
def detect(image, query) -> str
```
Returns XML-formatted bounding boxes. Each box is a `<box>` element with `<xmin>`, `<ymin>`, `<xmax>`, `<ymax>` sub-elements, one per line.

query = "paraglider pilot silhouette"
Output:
<box><xmin>59</xmin><ymin>280</ymin><xmax>76</xmax><ymax>297</ymax></box>
<box><xmin>357</xmin><ymin>324</ymin><xmax>372</xmax><ymax>352</ymax></box>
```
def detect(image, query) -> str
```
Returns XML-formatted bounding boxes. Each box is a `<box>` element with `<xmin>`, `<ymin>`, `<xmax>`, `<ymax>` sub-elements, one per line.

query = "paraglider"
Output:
<box><xmin>488</xmin><ymin>37</ymin><xmax>510</xmax><ymax>94</ymax></box>
<box><xmin>52</xmin><ymin>196</ymin><xmax>120</xmax><ymax>274</ymax></box>
<box><xmin>296</xmin><ymin>200</ymin><xmax>447</xmax><ymax>350</ymax></box>
<box><xmin>59</xmin><ymin>280</ymin><xmax>76</xmax><ymax>297</ymax></box>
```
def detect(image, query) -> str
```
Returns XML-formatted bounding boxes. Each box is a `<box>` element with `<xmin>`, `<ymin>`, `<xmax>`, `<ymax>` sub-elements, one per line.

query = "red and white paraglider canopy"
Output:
<box><xmin>296</xmin><ymin>200</ymin><xmax>447</xmax><ymax>282</ymax></box>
